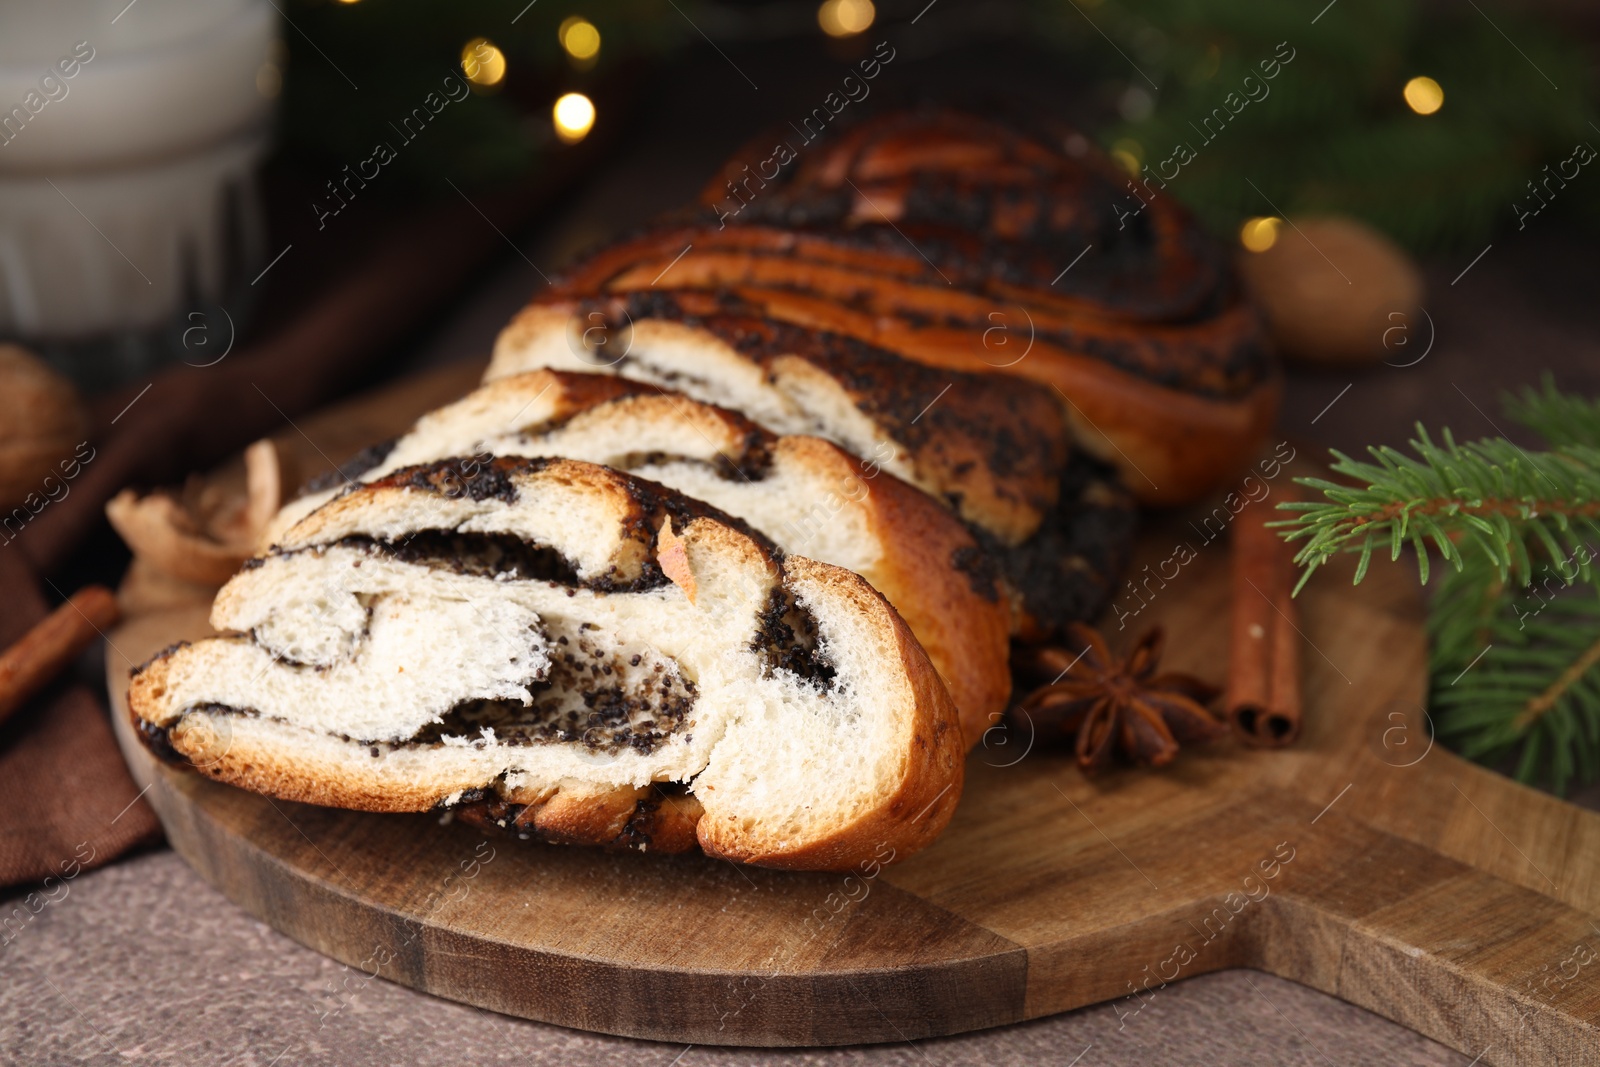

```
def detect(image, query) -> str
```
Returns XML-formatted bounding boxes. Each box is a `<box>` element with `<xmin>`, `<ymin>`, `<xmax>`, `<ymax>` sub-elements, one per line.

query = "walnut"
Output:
<box><xmin>0</xmin><ymin>345</ymin><xmax>89</xmax><ymax>512</ymax></box>
<box><xmin>1237</xmin><ymin>215</ymin><xmax>1423</xmax><ymax>367</ymax></box>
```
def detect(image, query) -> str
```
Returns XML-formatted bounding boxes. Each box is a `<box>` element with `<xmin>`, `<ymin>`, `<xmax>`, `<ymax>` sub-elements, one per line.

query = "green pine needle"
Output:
<box><xmin>1277</xmin><ymin>427</ymin><xmax>1600</xmax><ymax>593</ymax></box>
<box><xmin>1505</xmin><ymin>373</ymin><xmax>1600</xmax><ymax>449</ymax></box>
<box><xmin>1278</xmin><ymin>381</ymin><xmax>1600</xmax><ymax>793</ymax></box>
<box><xmin>1429</xmin><ymin>566</ymin><xmax>1600</xmax><ymax>795</ymax></box>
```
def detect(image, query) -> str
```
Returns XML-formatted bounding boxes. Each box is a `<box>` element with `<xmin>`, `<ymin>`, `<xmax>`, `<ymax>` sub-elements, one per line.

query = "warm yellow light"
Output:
<box><xmin>1403</xmin><ymin>76</ymin><xmax>1443</xmax><ymax>115</ymax></box>
<box><xmin>1109</xmin><ymin>138</ymin><xmax>1143</xmax><ymax>177</ymax></box>
<box><xmin>335</xmin><ymin>0</ymin><xmax>360</xmax><ymax>5</ymax></box>
<box><xmin>461</xmin><ymin>38</ymin><xmax>507</xmax><ymax>87</ymax></box>
<box><xmin>559</xmin><ymin>17</ymin><xmax>601</xmax><ymax>61</ymax></box>
<box><xmin>1239</xmin><ymin>216</ymin><xmax>1282</xmax><ymax>253</ymax></box>
<box><xmin>553</xmin><ymin>92</ymin><xmax>596</xmax><ymax>144</ymax></box>
<box><xmin>818</xmin><ymin>0</ymin><xmax>875</xmax><ymax>37</ymax></box>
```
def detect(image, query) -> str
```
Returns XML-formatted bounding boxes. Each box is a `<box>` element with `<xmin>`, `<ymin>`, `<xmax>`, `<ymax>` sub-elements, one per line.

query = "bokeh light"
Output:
<box><xmin>1403</xmin><ymin>76</ymin><xmax>1444</xmax><ymax>115</ymax></box>
<box><xmin>1110</xmin><ymin>138</ymin><xmax>1143</xmax><ymax>177</ymax></box>
<box><xmin>1239</xmin><ymin>216</ymin><xmax>1282</xmax><ymax>253</ymax></box>
<box><xmin>461</xmin><ymin>38</ymin><xmax>507</xmax><ymax>87</ymax></box>
<box><xmin>818</xmin><ymin>0</ymin><xmax>875</xmax><ymax>37</ymax></box>
<box><xmin>553</xmin><ymin>92</ymin><xmax>596</xmax><ymax>144</ymax></box>
<box><xmin>559</xmin><ymin>17</ymin><xmax>601</xmax><ymax>61</ymax></box>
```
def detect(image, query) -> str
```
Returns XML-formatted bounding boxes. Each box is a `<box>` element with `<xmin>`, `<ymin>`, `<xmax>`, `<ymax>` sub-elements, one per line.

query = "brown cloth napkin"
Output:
<box><xmin>0</xmin><ymin>550</ymin><xmax>161</xmax><ymax>887</ymax></box>
<box><xmin>0</xmin><ymin>160</ymin><xmax>598</xmax><ymax>889</ymax></box>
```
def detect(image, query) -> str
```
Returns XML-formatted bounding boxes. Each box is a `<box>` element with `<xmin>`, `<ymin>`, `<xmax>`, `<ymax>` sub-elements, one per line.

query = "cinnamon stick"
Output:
<box><xmin>1226</xmin><ymin>495</ymin><xmax>1302</xmax><ymax>747</ymax></box>
<box><xmin>0</xmin><ymin>585</ymin><xmax>120</xmax><ymax>727</ymax></box>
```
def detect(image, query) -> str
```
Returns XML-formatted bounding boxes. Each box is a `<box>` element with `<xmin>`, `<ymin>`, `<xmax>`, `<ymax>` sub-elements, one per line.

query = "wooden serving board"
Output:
<box><xmin>103</xmin><ymin>370</ymin><xmax>1600</xmax><ymax>1059</ymax></box>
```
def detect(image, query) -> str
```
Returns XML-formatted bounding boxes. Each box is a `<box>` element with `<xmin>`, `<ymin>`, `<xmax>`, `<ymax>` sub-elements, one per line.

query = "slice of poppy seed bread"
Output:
<box><xmin>129</xmin><ymin>456</ymin><xmax>965</xmax><ymax>870</ymax></box>
<box><xmin>264</xmin><ymin>369</ymin><xmax>1011</xmax><ymax>747</ymax></box>
<box><xmin>482</xmin><ymin>294</ymin><xmax>1137</xmax><ymax>637</ymax></box>
<box><xmin>486</xmin><ymin>292</ymin><xmax>1069</xmax><ymax>546</ymax></box>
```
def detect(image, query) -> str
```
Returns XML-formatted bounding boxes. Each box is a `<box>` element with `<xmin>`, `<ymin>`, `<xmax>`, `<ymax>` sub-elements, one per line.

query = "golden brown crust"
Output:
<box><xmin>562</xmin><ymin>392</ymin><xmax>1011</xmax><ymax>740</ymax></box>
<box><xmin>543</xmin><ymin>269</ymin><xmax>1275</xmax><ymax>506</ymax></box>
<box><xmin>536</xmin><ymin>106</ymin><xmax>1280</xmax><ymax>505</ymax></box>
<box><xmin>773</xmin><ymin>296</ymin><xmax>1281</xmax><ymax>506</ymax></box>
<box><xmin>455</xmin><ymin>784</ymin><xmax>706</xmax><ymax>853</ymax></box>
<box><xmin>702</xmin><ymin>106</ymin><xmax>1231</xmax><ymax>324</ymax></box>
<box><xmin>696</xmin><ymin>557</ymin><xmax>965</xmax><ymax>870</ymax></box>
<box><xmin>517</xmin><ymin>782</ymin><xmax>648</xmax><ymax>845</ymax></box>
<box><xmin>778</xmin><ymin>436</ymin><xmax>1010</xmax><ymax>748</ymax></box>
<box><xmin>638</xmin><ymin>789</ymin><xmax>706</xmax><ymax>853</ymax></box>
<box><xmin>537</xmin><ymin>368</ymin><xmax>655</xmax><ymax>418</ymax></box>
<box><xmin>130</xmin><ymin>654</ymin><xmax>497</xmax><ymax>813</ymax></box>
<box><xmin>555</xmin><ymin>233</ymin><xmax>1265</xmax><ymax>397</ymax></box>
<box><xmin>494</xmin><ymin>297</ymin><xmax>1070</xmax><ymax>544</ymax></box>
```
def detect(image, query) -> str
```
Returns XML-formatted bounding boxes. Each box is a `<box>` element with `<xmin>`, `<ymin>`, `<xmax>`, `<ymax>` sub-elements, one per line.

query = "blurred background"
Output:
<box><xmin>3</xmin><ymin>0</ymin><xmax>1599</xmax><ymax>602</ymax></box>
<box><xmin>3</xmin><ymin>0</ymin><xmax>1595</xmax><ymax>381</ymax></box>
<box><xmin>3</xmin><ymin>8</ymin><xmax>1600</xmax><ymax>1061</ymax></box>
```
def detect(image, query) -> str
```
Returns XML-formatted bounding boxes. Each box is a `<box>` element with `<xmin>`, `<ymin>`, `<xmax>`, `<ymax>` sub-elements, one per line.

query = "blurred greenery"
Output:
<box><xmin>274</xmin><ymin>0</ymin><xmax>1599</xmax><ymax>248</ymax></box>
<box><xmin>277</xmin><ymin>0</ymin><xmax>685</xmax><ymax>190</ymax></box>
<box><xmin>1075</xmin><ymin>0</ymin><xmax>1598</xmax><ymax>251</ymax></box>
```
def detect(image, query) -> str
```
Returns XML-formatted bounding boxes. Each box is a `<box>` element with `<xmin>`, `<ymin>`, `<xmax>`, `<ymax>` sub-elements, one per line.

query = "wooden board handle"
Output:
<box><xmin>1263</xmin><ymin>808</ymin><xmax>1600</xmax><ymax>1066</ymax></box>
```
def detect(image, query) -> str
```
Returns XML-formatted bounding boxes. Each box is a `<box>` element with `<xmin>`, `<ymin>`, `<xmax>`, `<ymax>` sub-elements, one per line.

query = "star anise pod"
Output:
<box><xmin>1012</xmin><ymin>623</ymin><xmax>1225</xmax><ymax>773</ymax></box>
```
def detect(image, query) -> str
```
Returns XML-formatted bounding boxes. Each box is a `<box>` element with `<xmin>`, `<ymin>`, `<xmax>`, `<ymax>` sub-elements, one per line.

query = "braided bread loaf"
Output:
<box><xmin>533</xmin><ymin>107</ymin><xmax>1278</xmax><ymax>505</ymax></box>
<box><xmin>127</xmin><ymin>107</ymin><xmax>1262</xmax><ymax>870</ymax></box>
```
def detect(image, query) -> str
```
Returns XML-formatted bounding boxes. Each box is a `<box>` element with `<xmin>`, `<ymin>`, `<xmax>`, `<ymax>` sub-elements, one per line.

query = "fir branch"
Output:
<box><xmin>1513</xmin><ymin>628</ymin><xmax>1600</xmax><ymax>731</ymax></box>
<box><xmin>1276</xmin><ymin>427</ymin><xmax>1600</xmax><ymax>594</ymax></box>
<box><xmin>1429</xmin><ymin>583</ymin><xmax>1600</xmax><ymax>794</ymax></box>
<box><xmin>1504</xmin><ymin>373</ymin><xmax>1600</xmax><ymax>449</ymax></box>
<box><xmin>1283</xmin><ymin>379</ymin><xmax>1600</xmax><ymax>793</ymax></box>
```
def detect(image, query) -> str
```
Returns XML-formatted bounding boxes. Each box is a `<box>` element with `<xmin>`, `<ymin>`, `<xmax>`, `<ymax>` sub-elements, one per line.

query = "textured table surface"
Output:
<box><xmin>3</xmin><ymin>851</ymin><xmax>1472</xmax><ymax>1067</ymax></box>
<box><xmin>5</xmin><ymin>31</ymin><xmax>1599</xmax><ymax>1067</ymax></box>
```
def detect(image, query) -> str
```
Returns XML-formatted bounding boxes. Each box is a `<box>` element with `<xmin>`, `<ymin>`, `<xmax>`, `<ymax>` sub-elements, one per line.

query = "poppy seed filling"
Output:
<box><xmin>411</xmin><ymin>626</ymin><xmax>696</xmax><ymax>755</ymax></box>
<box><xmin>159</xmin><ymin>623</ymin><xmax>698</xmax><ymax>760</ymax></box>
<box><xmin>338</xmin><ymin>531</ymin><xmax>667</xmax><ymax>593</ymax></box>
<box><xmin>750</xmin><ymin>586</ymin><xmax>836</xmax><ymax>690</ymax></box>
